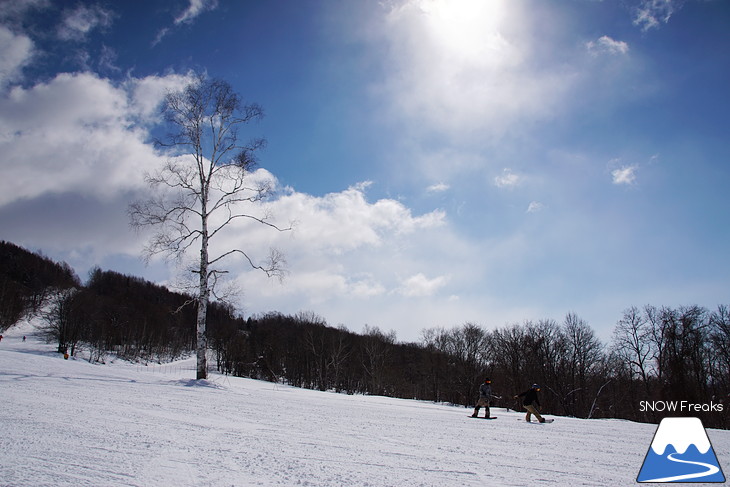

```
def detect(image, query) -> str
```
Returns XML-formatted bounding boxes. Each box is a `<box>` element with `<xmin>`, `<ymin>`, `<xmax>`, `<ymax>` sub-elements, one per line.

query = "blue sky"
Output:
<box><xmin>1</xmin><ymin>0</ymin><xmax>728</xmax><ymax>342</ymax></box>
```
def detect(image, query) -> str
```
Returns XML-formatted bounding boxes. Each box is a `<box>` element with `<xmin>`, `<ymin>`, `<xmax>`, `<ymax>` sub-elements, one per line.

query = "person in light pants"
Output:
<box><xmin>514</xmin><ymin>384</ymin><xmax>545</xmax><ymax>423</ymax></box>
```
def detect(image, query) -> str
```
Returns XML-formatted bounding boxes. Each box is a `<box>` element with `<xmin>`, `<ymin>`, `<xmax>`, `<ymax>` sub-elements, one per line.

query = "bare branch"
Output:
<box><xmin>209</xmin><ymin>247</ymin><xmax>288</xmax><ymax>281</ymax></box>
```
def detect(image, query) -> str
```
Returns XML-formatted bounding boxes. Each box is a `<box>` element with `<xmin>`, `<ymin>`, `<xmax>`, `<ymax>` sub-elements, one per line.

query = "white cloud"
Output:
<box><xmin>174</xmin><ymin>0</ymin><xmax>218</xmax><ymax>25</ymax></box>
<box><xmin>0</xmin><ymin>26</ymin><xmax>33</xmax><ymax>88</ymax></box>
<box><xmin>268</xmin><ymin>270</ymin><xmax>387</xmax><ymax>304</ymax></box>
<box><xmin>126</xmin><ymin>72</ymin><xmax>194</xmax><ymax>122</ymax></box>
<box><xmin>349</xmin><ymin>275</ymin><xmax>387</xmax><ymax>298</ymax></box>
<box><xmin>586</xmin><ymin>36</ymin><xmax>629</xmax><ymax>56</ymax></box>
<box><xmin>633</xmin><ymin>0</ymin><xmax>676</xmax><ymax>31</ymax></box>
<box><xmin>58</xmin><ymin>4</ymin><xmax>113</xmax><ymax>41</ymax></box>
<box><xmin>262</xmin><ymin>181</ymin><xmax>446</xmax><ymax>256</ymax></box>
<box><xmin>98</xmin><ymin>45</ymin><xmax>121</xmax><ymax>74</ymax></box>
<box><xmin>152</xmin><ymin>28</ymin><xmax>170</xmax><ymax>47</ymax></box>
<box><xmin>396</xmin><ymin>273</ymin><xmax>450</xmax><ymax>297</ymax></box>
<box><xmin>494</xmin><ymin>168</ymin><xmax>522</xmax><ymax>188</ymax></box>
<box><xmin>153</xmin><ymin>0</ymin><xmax>218</xmax><ymax>46</ymax></box>
<box><xmin>526</xmin><ymin>201</ymin><xmax>544</xmax><ymax>213</ymax></box>
<box><xmin>201</xmin><ymin>176</ymin><xmax>465</xmax><ymax>327</ymax></box>
<box><xmin>0</xmin><ymin>71</ymin><xmax>190</xmax><ymax>207</ymax></box>
<box><xmin>611</xmin><ymin>165</ymin><xmax>638</xmax><ymax>185</ymax></box>
<box><xmin>426</xmin><ymin>182</ymin><xmax>450</xmax><ymax>193</ymax></box>
<box><xmin>0</xmin><ymin>0</ymin><xmax>47</xmax><ymax>18</ymax></box>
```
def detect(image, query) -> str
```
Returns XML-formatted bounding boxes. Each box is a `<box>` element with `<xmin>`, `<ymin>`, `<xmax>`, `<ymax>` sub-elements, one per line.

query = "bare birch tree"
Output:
<box><xmin>129</xmin><ymin>74</ymin><xmax>288</xmax><ymax>380</ymax></box>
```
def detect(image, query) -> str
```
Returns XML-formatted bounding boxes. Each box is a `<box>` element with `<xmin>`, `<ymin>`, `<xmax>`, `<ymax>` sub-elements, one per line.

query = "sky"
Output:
<box><xmin>1</xmin><ymin>0</ymin><xmax>728</xmax><ymax>343</ymax></box>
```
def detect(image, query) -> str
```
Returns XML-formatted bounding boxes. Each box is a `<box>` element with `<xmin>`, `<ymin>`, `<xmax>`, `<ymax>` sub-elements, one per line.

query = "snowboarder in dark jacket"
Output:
<box><xmin>514</xmin><ymin>384</ymin><xmax>545</xmax><ymax>423</ymax></box>
<box><xmin>471</xmin><ymin>378</ymin><xmax>499</xmax><ymax>418</ymax></box>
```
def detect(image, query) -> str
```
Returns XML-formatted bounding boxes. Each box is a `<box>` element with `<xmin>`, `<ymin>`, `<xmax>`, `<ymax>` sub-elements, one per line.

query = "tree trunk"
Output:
<box><xmin>196</xmin><ymin>209</ymin><xmax>209</xmax><ymax>380</ymax></box>
<box><xmin>196</xmin><ymin>286</ymin><xmax>208</xmax><ymax>379</ymax></box>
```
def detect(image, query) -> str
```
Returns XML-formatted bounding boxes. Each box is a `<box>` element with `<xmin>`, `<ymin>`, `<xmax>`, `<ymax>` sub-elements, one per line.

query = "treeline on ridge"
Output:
<box><xmin>1</xmin><ymin>240</ymin><xmax>728</xmax><ymax>429</ymax></box>
<box><xmin>0</xmin><ymin>241</ymin><xmax>80</xmax><ymax>329</ymax></box>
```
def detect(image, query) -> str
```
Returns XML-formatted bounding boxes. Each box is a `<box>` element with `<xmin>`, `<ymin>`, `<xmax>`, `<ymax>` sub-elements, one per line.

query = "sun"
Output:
<box><xmin>416</xmin><ymin>0</ymin><xmax>511</xmax><ymax>65</ymax></box>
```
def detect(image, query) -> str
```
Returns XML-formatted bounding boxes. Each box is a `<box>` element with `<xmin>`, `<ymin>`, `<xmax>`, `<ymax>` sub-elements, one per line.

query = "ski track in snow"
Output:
<box><xmin>1</xmin><ymin>320</ymin><xmax>728</xmax><ymax>486</ymax></box>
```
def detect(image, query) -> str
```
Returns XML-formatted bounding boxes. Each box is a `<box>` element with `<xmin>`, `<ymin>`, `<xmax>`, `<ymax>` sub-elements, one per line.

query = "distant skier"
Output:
<box><xmin>514</xmin><ymin>384</ymin><xmax>546</xmax><ymax>423</ymax></box>
<box><xmin>471</xmin><ymin>377</ymin><xmax>499</xmax><ymax>418</ymax></box>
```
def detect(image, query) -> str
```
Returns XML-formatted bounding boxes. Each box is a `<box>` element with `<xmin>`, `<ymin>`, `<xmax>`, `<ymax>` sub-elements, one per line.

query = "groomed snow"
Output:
<box><xmin>2</xmin><ymin>319</ymin><xmax>728</xmax><ymax>486</ymax></box>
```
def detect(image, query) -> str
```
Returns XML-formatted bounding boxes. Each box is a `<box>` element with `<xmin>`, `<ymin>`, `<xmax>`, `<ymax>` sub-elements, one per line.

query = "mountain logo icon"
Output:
<box><xmin>637</xmin><ymin>417</ymin><xmax>725</xmax><ymax>483</ymax></box>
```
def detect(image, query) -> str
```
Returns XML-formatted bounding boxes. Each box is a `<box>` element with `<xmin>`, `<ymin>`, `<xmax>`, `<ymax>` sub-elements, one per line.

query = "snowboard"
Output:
<box><xmin>469</xmin><ymin>416</ymin><xmax>497</xmax><ymax>419</ymax></box>
<box><xmin>522</xmin><ymin>418</ymin><xmax>554</xmax><ymax>423</ymax></box>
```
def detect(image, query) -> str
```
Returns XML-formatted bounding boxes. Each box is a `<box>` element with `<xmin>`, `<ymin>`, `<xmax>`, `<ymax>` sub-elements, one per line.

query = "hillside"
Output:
<box><xmin>2</xmin><ymin>318</ymin><xmax>728</xmax><ymax>486</ymax></box>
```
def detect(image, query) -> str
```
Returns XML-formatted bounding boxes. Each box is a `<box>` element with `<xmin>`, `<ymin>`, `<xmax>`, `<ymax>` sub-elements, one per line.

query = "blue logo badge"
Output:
<box><xmin>637</xmin><ymin>417</ymin><xmax>725</xmax><ymax>483</ymax></box>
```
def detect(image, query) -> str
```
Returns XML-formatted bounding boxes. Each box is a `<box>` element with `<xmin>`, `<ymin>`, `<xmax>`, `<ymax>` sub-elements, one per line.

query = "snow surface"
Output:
<box><xmin>651</xmin><ymin>417</ymin><xmax>712</xmax><ymax>455</ymax></box>
<box><xmin>2</xmin><ymin>319</ymin><xmax>729</xmax><ymax>487</ymax></box>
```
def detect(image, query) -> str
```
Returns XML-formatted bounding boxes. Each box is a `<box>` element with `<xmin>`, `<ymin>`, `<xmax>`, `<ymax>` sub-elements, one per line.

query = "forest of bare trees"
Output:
<box><xmin>2</xmin><ymin>240</ymin><xmax>728</xmax><ymax>429</ymax></box>
<box><xmin>0</xmin><ymin>241</ymin><xmax>79</xmax><ymax>330</ymax></box>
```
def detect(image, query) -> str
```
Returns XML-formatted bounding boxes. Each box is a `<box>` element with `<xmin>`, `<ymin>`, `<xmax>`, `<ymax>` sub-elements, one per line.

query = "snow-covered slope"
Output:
<box><xmin>1</xmin><ymin>321</ymin><xmax>728</xmax><ymax>487</ymax></box>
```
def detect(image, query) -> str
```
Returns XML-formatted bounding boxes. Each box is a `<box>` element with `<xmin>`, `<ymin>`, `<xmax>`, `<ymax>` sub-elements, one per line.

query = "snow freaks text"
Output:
<box><xmin>640</xmin><ymin>401</ymin><xmax>724</xmax><ymax>413</ymax></box>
